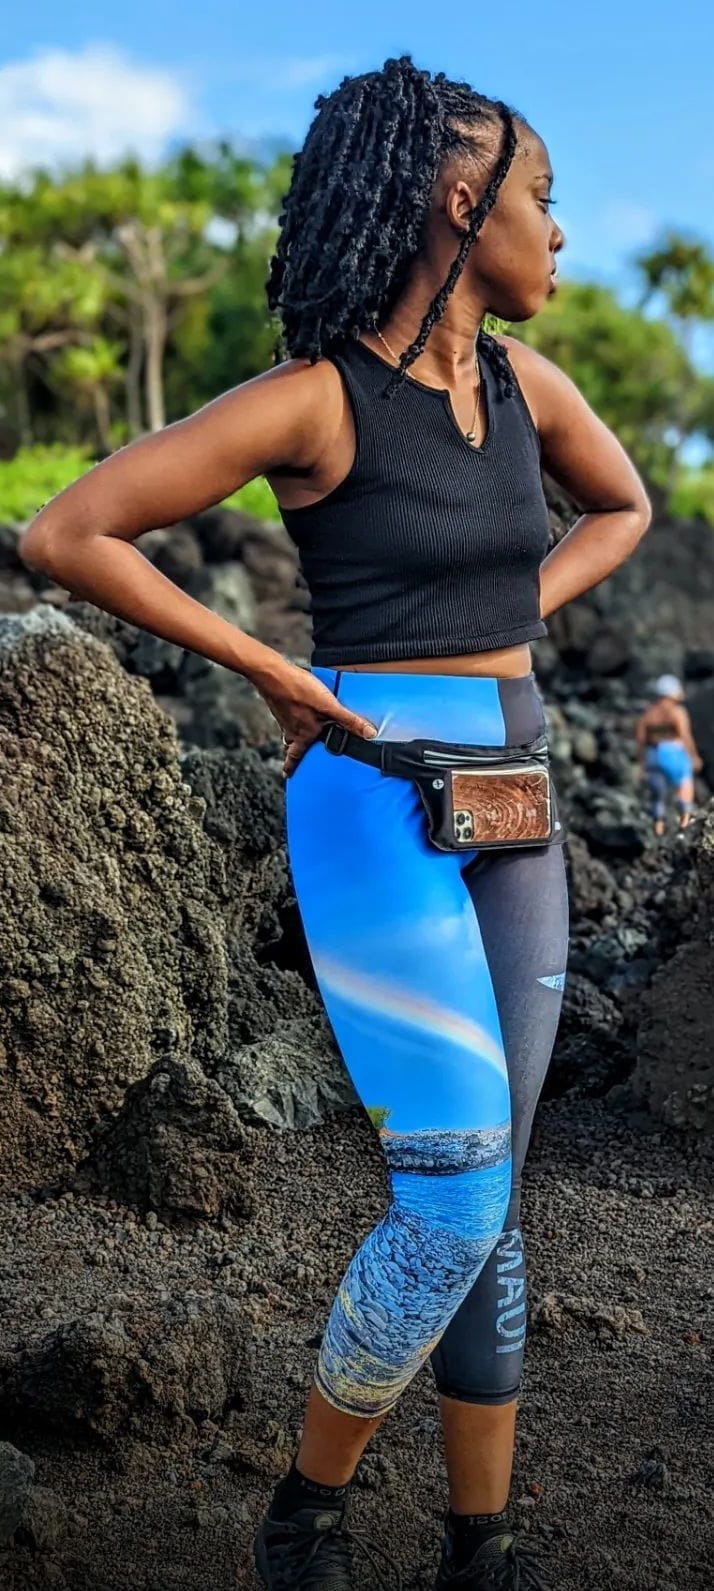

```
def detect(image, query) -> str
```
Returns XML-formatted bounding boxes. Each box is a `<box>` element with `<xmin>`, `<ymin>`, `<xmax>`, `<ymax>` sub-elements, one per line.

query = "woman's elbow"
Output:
<box><xmin>18</xmin><ymin>512</ymin><xmax>69</xmax><ymax>582</ymax></box>
<box><xmin>618</xmin><ymin>488</ymin><xmax>653</xmax><ymax>554</ymax></box>
<box><xmin>637</xmin><ymin>488</ymin><xmax>654</xmax><ymax>537</ymax></box>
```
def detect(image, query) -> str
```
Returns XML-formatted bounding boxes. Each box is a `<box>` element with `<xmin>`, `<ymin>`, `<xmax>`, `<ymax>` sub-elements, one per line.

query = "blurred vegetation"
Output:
<box><xmin>1</xmin><ymin>146</ymin><xmax>713</xmax><ymax>524</ymax></box>
<box><xmin>670</xmin><ymin>465</ymin><xmax>714</xmax><ymax>525</ymax></box>
<box><xmin>0</xmin><ymin>445</ymin><xmax>94</xmax><ymax>522</ymax></box>
<box><xmin>0</xmin><ymin>444</ymin><xmax>278</xmax><ymax>525</ymax></box>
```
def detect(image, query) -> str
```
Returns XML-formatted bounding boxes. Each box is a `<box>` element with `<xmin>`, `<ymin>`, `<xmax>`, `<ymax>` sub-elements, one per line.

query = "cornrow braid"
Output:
<box><xmin>267</xmin><ymin>57</ymin><xmax>521</xmax><ymax>397</ymax></box>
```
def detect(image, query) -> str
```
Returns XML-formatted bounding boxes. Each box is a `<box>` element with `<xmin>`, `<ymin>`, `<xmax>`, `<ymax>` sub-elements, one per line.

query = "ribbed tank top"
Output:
<box><xmin>279</xmin><ymin>338</ymin><xmax>550</xmax><ymax>666</ymax></box>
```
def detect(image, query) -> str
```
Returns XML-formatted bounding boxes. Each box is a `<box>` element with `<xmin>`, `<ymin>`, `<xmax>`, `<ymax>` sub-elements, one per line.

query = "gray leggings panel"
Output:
<box><xmin>430</xmin><ymin>842</ymin><xmax>568</xmax><ymax>1403</ymax></box>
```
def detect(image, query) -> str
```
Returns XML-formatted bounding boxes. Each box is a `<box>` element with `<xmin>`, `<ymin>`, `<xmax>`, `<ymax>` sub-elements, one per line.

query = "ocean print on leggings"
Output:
<box><xmin>312</xmin><ymin>954</ymin><xmax>513</xmax><ymax>1415</ymax></box>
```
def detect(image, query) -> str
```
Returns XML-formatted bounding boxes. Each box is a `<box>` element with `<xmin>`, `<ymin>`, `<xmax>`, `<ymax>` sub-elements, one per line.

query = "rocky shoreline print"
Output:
<box><xmin>379</xmin><ymin>1123</ymin><xmax>511</xmax><ymax>1175</ymax></box>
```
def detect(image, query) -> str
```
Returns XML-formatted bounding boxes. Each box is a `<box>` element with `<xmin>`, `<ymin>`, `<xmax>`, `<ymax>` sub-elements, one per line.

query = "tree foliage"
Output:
<box><xmin>514</xmin><ymin>278</ymin><xmax>712</xmax><ymax>488</ymax></box>
<box><xmin>0</xmin><ymin>145</ymin><xmax>283</xmax><ymax>448</ymax></box>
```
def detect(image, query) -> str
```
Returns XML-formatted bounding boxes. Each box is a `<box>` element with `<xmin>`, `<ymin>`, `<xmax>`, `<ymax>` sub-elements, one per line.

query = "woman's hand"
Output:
<box><xmin>257</xmin><ymin>659</ymin><xmax>378</xmax><ymax>776</ymax></box>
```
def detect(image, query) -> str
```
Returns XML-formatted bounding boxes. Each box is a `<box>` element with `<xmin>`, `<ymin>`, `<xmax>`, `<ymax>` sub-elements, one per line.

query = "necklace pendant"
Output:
<box><xmin>465</xmin><ymin>431</ymin><xmax>476</xmax><ymax>443</ymax></box>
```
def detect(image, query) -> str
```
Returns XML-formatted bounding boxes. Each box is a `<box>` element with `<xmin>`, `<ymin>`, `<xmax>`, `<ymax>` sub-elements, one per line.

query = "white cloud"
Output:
<box><xmin>0</xmin><ymin>45</ymin><xmax>194</xmax><ymax>180</ymax></box>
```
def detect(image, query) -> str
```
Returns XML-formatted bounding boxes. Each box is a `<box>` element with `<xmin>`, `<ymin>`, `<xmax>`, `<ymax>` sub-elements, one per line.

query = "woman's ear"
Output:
<box><xmin>444</xmin><ymin>178</ymin><xmax>480</xmax><ymax>234</ymax></box>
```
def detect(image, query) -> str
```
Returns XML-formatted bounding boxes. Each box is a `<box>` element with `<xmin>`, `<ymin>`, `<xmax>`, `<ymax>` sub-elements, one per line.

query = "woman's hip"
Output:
<box><xmin>309</xmin><ymin>666</ymin><xmax>546</xmax><ymax>748</ymax></box>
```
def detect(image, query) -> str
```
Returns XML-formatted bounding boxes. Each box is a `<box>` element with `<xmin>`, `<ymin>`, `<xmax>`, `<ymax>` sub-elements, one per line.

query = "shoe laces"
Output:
<box><xmin>489</xmin><ymin>1535</ymin><xmax>550</xmax><ymax>1591</ymax></box>
<box><xmin>273</xmin><ymin>1508</ymin><xmax>402</xmax><ymax>1589</ymax></box>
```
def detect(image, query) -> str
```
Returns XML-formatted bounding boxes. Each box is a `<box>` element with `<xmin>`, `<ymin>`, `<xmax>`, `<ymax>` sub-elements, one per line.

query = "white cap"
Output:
<box><xmin>654</xmin><ymin>674</ymin><xmax>684</xmax><ymax>700</ymax></box>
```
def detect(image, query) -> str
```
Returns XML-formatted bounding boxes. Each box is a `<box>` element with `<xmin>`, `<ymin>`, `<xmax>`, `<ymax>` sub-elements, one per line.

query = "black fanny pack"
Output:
<box><xmin>320</xmin><ymin>723</ymin><xmax>564</xmax><ymax>853</ymax></box>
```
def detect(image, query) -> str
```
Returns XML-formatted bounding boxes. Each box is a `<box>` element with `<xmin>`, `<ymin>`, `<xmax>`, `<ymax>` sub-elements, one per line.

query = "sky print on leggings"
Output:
<box><xmin>313</xmin><ymin>952</ymin><xmax>510</xmax><ymax>1134</ymax></box>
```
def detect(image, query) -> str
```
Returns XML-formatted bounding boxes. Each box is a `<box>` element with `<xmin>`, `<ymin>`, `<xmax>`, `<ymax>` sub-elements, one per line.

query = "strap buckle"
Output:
<box><xmin>321</xmin><ymin>722</ymin><xmax>350</xmax><ymax>756</ymax></box>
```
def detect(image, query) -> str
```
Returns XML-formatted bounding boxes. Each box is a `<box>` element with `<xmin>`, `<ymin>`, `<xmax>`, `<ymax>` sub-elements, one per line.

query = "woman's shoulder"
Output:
<box><xmin>241</xmin><ymin>355</ymin><xmax>353</xmax><ymax>464</ymax></box>
<box><xmin>494</xmin><ymin>334</ymin><xmax>581</xmax><ymax>437</ymax></box>
<box><xmin>250</xmin><ymin>354</ymin><xmax>347</xmax><ymax>408</ymax></box>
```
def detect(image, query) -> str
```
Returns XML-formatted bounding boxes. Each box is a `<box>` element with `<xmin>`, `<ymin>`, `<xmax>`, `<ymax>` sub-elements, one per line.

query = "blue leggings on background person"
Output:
<box><xmin>286</xmin><ymin>669</ymin><xmax>569</xmax><ymax>1420</ymax></box>
<box><xmin>644</xmin><ymin>740</ymin><xmax>693</xmax><ymax>820</ymax></box>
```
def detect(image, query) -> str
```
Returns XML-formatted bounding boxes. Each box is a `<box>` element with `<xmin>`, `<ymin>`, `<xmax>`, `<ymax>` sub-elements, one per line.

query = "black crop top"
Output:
<box><xmin>279</xmin><ymin>338</ymin><xmax>550</xmax><ymax>666</ymax></box>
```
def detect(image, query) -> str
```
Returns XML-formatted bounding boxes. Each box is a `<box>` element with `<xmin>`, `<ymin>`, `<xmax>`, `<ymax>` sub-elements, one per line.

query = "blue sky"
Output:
<box><xmin>2</xmin><ymin>1</ymin><xmax>713</xmax><ymax>294</ymax></box>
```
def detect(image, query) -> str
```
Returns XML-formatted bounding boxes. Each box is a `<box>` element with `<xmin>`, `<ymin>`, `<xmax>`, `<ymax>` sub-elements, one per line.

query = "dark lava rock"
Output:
<box><xmin>12</xmin><ymin>1482</ymin><xmax>67</xmax><ymax>1552</ymax></box>
<box><xmin>688</xmin><ymin>679</ymin><xmax>714</xmax><ymax>784</ymax></box>
<box><xmin>0</xmin><ymin>610</ymin><xmax>228</xmax><ymax>1191</ymax></box>
<box><xmin>189</xmin><ymin>506</ymin><xmax>264</xmax><ymax>564</ymax></box>
<box><xmin>635</xmin><ymin>941</ymin><xmax>714</xmax><ymax>1131</ymax></box>
<box><xmin>220</xmin><ymin>1015</ymin><xmax>358</xmax><ymax>1130</ymax></box>
<box><xmin>0</xmin><ymin>1438</ymin><xmax>67</xmax><ymax>1551</ymax></box>
<box><xmin>142</xmin><ymin>524</ymin><xmax>204</xmax><ymax>585</ymax></box>
<box><xmin>585</xmin><ymin>821</ymin><xmax>646</xmax><ymax>861</ymax></box>
<box><xmin>547</xmin><ymin>973</ymin><xmax>627</xmax><ymax>1098</ymax></box>
<box><xmin>88</xmin><ymin>1056</ymin><xmax>255</xmax><ymax>1221</ymax></box>
<box><xmin>566</xmin><ymin>834</ymin><xmax>618</xmax><ymax>922</ymax></box>
<box><xmin>684</xmin><ymin>647</ymin><xmax>714</xmax><ymax>681</ymax></box>
<box><xmin>0</xmin><ymin>1443</ymin><xmax>34</xmax><ymax>1546</ymax></box>
<box><xmin>631</xmin><ymin>809</ymin><xmax>714</xmax><ymax>1130</ymax></box>
<box><xmin>1</xmin><ymin>1294</ymin><xmax>251</xmax><ymax>1441</ymax></box>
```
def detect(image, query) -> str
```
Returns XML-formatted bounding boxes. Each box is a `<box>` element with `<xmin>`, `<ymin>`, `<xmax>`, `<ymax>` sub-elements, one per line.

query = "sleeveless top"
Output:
<box><xmin>279</xmin><ymin>338</ymin><xmax>550</xmax><ymax>666</ymax></box>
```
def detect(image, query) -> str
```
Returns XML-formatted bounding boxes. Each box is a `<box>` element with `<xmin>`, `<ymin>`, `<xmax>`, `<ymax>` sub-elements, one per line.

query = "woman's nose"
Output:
<box><xmin>552</xmin><ymin>220</ymin><xmax>565</xmax><ymax>253</ymax></box>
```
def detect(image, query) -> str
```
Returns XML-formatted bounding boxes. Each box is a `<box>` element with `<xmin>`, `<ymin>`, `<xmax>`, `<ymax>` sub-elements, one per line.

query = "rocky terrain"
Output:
<box><xmin>0</xmin><ymin>499</ymin><xmax>712</xmax><ymax>1590</ymax></box>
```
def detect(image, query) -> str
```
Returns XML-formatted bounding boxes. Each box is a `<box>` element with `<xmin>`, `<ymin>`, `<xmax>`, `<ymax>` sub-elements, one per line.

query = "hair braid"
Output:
<box><xmin>267</xmin><ymin>57</ymin><xmax>521</xmax><ymax>396</ymax></box>
<box><xmin>388</xmin><ymin>100</ymin><xmax>518</xmax><ymax>398</ymax></box>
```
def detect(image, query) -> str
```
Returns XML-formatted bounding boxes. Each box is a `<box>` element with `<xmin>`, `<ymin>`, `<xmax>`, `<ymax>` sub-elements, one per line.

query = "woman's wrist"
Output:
<box><xmin>232</xmin><ymin>635</ymin><xmax>299</xmax><ymax>693</ymax></box>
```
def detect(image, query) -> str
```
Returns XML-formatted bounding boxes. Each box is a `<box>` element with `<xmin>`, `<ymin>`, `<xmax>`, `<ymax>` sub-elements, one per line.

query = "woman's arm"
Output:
<box><xmin>634</xmin><ymin>712</ymin><xmax>649</xmax><ymax>765</ymax></box>
<box><xmin>18</xmin><ymin>361</ymin><xmax>378</xmax><ymax>771</ymax></box>
<box><xmin>503</xmin><ymin>338</ymin><xmax>652</xmax><ymax>617</ymax></box>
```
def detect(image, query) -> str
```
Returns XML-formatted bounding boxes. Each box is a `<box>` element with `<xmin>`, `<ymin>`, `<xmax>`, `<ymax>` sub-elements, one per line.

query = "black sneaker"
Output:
<box><xmin>254</xmin><ymin>1498</ymin><xmax>402</xmax><ymax>1589</ymax></box>
<box><xmin>434</xmin><ymin>1527</ymin><xmax>550</xmax><ymax>1589</ymax></box>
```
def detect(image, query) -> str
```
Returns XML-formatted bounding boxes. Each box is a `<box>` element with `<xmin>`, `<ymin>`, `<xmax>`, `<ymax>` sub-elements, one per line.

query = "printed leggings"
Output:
<box><xmin>286</xmin><ymin>670</ymin><xmax>568</xmax><ymax>1419</ymax></box>
<box><xmin>644</xmin><ymin>740</ymin><xmax>693</xmax><ymax>818</ymax></box>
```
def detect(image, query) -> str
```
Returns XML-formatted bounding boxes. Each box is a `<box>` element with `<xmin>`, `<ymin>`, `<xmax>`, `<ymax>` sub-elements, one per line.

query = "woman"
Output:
<box><xmin>636</xmin><ymin>674</ymin><xmax>702</xmax><ymax>836</ymax></box>
<box><xmin>21</xmin><ymin>57</ymin><xmax>651</xmax><ymax>1591</ymax></box>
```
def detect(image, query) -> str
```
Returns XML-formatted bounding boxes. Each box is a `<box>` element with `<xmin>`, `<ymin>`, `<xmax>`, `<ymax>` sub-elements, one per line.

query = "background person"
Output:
<box><xmin>636</xmin><ymin>674</ymin><xmax>702</xmax><ymax>836</ymax></box>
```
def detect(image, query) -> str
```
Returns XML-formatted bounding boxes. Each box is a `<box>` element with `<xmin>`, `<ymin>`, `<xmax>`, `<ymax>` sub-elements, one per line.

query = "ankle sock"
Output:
<box><xmin>271</xmin><ymin>1459</ymin><xmax>350</xmax><ymax>1521</ymax></box>
<box><xmin>446</xmin><ymin>1508</ymin><xmax>509</xmax><ymax>1571</ymax></box>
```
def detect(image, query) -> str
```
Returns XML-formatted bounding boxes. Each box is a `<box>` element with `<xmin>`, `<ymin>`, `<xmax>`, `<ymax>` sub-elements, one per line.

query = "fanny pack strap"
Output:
<box><xmin>319</xmin><ymin>722</ymin><xmax>549</xmax><ymax>777</ymax></box>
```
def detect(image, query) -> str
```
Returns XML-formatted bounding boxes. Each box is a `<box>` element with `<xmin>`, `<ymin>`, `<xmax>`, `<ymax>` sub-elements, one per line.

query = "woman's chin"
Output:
<box><xmin>500</xmin><ymin>289</ymin><xmax>552</xmax><ymax>323</ymax></box>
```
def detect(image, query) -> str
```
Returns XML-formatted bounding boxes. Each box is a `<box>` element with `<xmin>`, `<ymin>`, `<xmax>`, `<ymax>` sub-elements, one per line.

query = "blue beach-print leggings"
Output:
<box><xmin>286</xmin><ymin>670</ymin><xmax>569</xmax><ymax>1419</ymax></box>
<box><xmin>644</xmin><ymin>740</ymin><xmax>693</xmax><ymax>819</ymax></box>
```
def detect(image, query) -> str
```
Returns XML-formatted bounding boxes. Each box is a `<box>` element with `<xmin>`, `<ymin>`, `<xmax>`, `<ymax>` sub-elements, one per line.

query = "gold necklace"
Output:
<box><xmin>374</xmin><ymin>327</ymin><xmax>482</xmax><ymax>444</ymax></box>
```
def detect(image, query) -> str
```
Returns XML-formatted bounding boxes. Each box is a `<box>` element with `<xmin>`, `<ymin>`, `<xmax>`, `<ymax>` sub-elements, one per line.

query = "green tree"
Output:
<box><xmin>49</xmin><ymin>336</ymin><xmax>125</xmax><ymax>453</ymax></box>
<box><xmin>635</xmin><ymin>233</ymin><xmax>714</xmax><ymax>484</ymax></box>
<box><xmin>670</xmin><ymin>463</ymin><xmax>714</xmax><ymax>526</ymax></box>
<box><xmin>514</xmin><ymin>280</ymin><xmax>703</xmax><ymax>488</ymax></box>
<box><xmin>0</xmin><ymin>146</ymin><xmax>289</xmax><ymax>441</ymax></box>
<box><xmin>53</xmin><ymin>162</ymin><xmax>229</xmax><ymax>433</ymax></box>
<box><xmin>636</xmin><ymin>233</ymin><xmax>714</xmax><ymax>334</ymax></box>
<box><xmin>0</xmin><ymin>239</ymin><xmax>108</xmax><ymax>445</ymax></box>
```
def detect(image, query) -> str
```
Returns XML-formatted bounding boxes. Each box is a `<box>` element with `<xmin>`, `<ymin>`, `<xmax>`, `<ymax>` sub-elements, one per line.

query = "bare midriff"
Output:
<box><xmin>339</xmin><ymin>643</ymin><xmax>533</xmax><ymax>678</ymax></box>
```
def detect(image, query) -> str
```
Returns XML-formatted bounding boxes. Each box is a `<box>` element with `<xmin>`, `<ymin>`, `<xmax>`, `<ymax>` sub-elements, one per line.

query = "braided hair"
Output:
<box><xmin>267</xmin><ymin>57</ymin><xmax>521</xmax><ymax>397</ymax></box>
